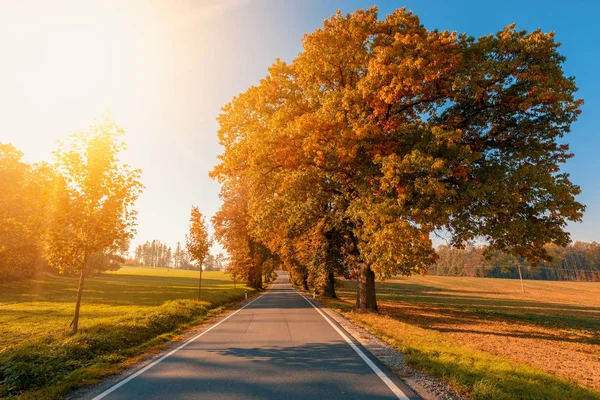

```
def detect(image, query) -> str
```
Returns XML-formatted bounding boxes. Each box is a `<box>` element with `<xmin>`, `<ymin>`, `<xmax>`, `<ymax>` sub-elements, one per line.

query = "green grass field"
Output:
<box><xmin>0</xmin><ymin>267</ymin><xmax>255</xmax><ymax>399</ymax></box>
<box><xmin>322</xmin><ymin>276</ymin><xmax>600</xmax><ymax>400</ymax></box>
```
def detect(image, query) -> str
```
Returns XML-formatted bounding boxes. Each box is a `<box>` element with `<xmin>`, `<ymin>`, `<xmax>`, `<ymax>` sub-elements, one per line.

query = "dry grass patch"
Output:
<box><xmin>325</xmin><ymin>275</ymin><xmax>600</xmax><ymax>399</ymax></box>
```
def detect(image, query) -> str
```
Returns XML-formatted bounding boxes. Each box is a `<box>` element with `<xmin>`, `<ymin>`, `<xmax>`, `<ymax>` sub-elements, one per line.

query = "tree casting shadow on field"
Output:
<box><xmin>358</xmin><ymin>281</ymin><xmax>600</xmax><ymax>342</ymax></box>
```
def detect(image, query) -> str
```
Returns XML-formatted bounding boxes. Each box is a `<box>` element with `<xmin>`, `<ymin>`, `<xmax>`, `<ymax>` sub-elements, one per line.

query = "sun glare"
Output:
<box><xmin>0</xmin><ymin>1</ymin><xmax>163</xmax><ymax>160</ymax></box>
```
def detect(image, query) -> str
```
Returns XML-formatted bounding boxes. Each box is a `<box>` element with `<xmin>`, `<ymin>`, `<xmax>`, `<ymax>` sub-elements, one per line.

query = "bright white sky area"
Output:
<box><xmin>2</xmin><ymin>0</ymin><xmax>599</xmax><ymax>255</ymax></box>
<box><xmin>0</xmin><ymin>0</ymin><xmax>313</xmax><ymax>254</ymax></box>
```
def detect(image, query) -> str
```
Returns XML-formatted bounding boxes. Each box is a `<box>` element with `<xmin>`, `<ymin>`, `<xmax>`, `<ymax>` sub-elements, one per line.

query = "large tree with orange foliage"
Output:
<box><xmin>212</xmin><ymin>7</ymin><xmax>584</xmax><ymax>311</ymax></box>
<box><xmin>211</xmin><ymin>177</ymin><xmax>278</xmax><ymax>290</ymax></box>
<box><xmin>0</xmin><ymin>144</ymin><xmax>57</xmax><ymax>282</ymax></box>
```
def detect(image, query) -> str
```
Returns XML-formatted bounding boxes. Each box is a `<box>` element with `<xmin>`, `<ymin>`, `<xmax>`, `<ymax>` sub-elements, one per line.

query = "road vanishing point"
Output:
<box><xmin>85</xmin><ymin>272</ymin><xmax>419</xmax><ymax>400</ymax></box>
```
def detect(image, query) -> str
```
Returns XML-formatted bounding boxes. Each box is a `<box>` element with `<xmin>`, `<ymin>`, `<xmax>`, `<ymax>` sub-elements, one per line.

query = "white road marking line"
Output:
<box><xmin>91</xmin><ymin>291</ymin><xmax>270</xmax><ymax>400</ymax></box>
<box><xmin>297</xmin><ymin>292</ymin><xmax>411</xmax><ymax>400</ymax></box>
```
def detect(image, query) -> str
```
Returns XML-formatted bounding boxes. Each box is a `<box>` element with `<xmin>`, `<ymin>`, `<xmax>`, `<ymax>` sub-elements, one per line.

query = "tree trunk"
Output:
<box><xmin>71</xmin><ymin>268</ymin><xmax>86</xmax><ymax>334</ymax></box>
<box><xmin>322</xmin><ymin>271</ymin><xmax>337</xmax><ymax>298</ymax></box>
<box><xmin>302</xmin><ymin>274</ymin><xmax>309</xmax><ymax>291</ymax></box>
<box><xmin>517</xmin><ymin>265</ymin><xmax>525</xmax><ymax>293</ymax></box>
<box><xmin>356</xmin><ymin>263</ymin><xmax>377</xmax><ymax>312</ymax></box>
<box><xmin>198</xmin><ymin>267</ymin><xmax>203</xmax><ymax>300</ymax></box>
<box><xmin>251</xmin><ymin>271</ymin><xmax>262</xmax><ymax>289</ymax></box>
<box><xmin>247</xmin><ymin>242</ymin><xmax>263</xmax><ymax>290</ymax></box>
<box><xmin>248</xmin><ymin>264</ymin><xmax>263</xmax><ymax>289</ymax></box>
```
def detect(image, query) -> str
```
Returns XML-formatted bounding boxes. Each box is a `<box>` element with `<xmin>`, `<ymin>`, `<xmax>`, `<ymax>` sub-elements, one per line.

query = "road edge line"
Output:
<box><xmin>297</xmin><ymin>293</ymin><xmax>411</xmax><ymax>400</ymax></box>
<box><xmin>91</xmin><ymin>290</ymin><xmax>270</xmax><ymax>400</ymax></box>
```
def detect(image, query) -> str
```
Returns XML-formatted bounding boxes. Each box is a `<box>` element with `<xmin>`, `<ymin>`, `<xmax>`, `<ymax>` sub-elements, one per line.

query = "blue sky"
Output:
<box><xmin>2</xmin><ymin>0</ymin><xmax>598</xmax><ymax>251</ymax></box>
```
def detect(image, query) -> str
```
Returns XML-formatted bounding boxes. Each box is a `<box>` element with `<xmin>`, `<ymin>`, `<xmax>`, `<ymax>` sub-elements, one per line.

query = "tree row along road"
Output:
<box><xmin>85</xmin><ymin>272</ymin><xmax>418</xmax><ymax>400</ymax></box>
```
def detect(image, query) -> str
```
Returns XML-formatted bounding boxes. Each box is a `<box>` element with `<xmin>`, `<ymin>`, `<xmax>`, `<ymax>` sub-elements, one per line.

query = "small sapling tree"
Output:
<box><xmin>186</xmin><ymin>206</ymin><xmax>212</xmax><ymax>300</ymax></box>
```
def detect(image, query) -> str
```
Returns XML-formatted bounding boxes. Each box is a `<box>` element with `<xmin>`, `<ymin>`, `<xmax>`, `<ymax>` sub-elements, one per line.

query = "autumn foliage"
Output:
<box><xmin>211</xmin><ymin>7</ymin><xmax>584</xmax><ymax>310</ymax></box>
<box><xmin>0</xmin><ymin>144</ymin><xmax>58</xmax><ymax>281</ymax></box>
<box><xmin>186</xmin><ymin>206</ymin><xmax>212</xmax><ymax>299</ymax></box>
<box><xmin>45</xmin><ymin>119</ymin><xmax>143</xmax><ymax>332</ymax></box>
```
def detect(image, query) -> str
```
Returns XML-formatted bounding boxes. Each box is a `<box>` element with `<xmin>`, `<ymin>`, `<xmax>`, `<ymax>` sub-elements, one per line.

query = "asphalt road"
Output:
<box><xmin>88</xmin><ymin>271</ymin><xmax>418</xmax><ymax>400</ymax></box>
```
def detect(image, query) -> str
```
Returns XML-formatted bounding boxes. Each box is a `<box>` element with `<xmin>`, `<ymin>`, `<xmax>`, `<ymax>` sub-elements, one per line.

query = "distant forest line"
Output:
<box><xmin>131</xmin><ymin>240</ymin><xmax>600</xmax><ymax>282</ymax></box>
<box><xmin>430</xmin><ymin>242</ymin><xmax>600</xmax><ymax>281</ymax></box>
<box><xmin>131</xmin><ymin>240</ymin><xmax>225</xmax><ymax>271</ymax></box>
